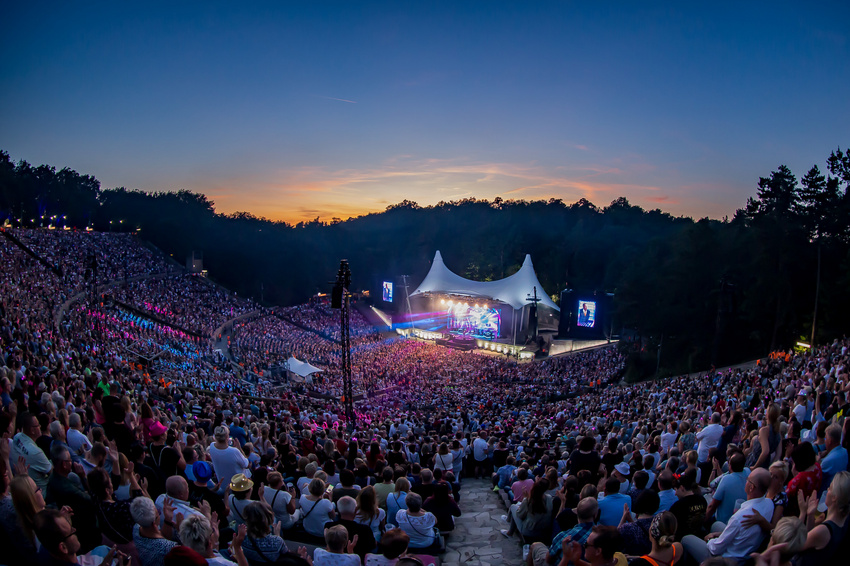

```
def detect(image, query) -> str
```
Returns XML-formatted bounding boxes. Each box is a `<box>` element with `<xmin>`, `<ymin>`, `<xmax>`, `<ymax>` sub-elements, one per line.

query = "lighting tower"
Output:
<box><xmin>332</xmin><ymin>259</ymin><xmax>355</xmax><ymax>430</ymax></box>
<box><xmin>527</xmin><ymin>285</ymin><xmax>541</xmax><ymax>341</ymax></box>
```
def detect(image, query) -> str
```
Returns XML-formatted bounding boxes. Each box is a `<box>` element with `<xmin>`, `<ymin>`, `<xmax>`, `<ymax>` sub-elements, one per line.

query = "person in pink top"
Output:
<box><xmin>510</xmin><ymin>467</ymin><xmax>534</xmax><ymax>503</ymax></box>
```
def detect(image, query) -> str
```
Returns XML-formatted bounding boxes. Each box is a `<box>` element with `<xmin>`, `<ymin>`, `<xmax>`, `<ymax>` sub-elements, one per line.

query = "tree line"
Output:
<box><xmin>1</xmin><ymin>148</ymin><xmax>848</xmax><ymax>378</ymax></box>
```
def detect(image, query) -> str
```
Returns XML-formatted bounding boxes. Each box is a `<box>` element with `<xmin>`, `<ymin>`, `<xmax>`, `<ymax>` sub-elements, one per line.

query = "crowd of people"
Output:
<box><xmin>11</xmin><ymin>228</ymin><xmax>177</xmax><ymax>295</ymax></box>
<box><xmin>280</xmin><ymin>304</ymin><xmax>379</xmax><ymax>343</ymax></box>
<box><xmin>0</xmin><ymin>226</ymin><xmax>849</xmax><ymax>566</ymax></box>
<box><xmin>111</xmin><ymin>274</ymin><xmax>257</xmax><ymax>337</ymax></box>
<box><xmin>232</xmin><ymin>314</ymin><xmax>344</xmax><ymax>371</ymax></box>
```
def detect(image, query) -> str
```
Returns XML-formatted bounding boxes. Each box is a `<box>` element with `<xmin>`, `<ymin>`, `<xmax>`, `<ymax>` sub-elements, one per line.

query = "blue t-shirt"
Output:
<box><xmin>496</xmin><ymin>464</ymin><xmax>516</xmax><ymax>488</ymax></box>
<box><xmin>820</xmin><ymin>446</ymin><xmax>849</xmax><ymax>496</ymax></box>
<box><xmin>713</xmin><ymin>470</ymin><xmax>749</xmax><ymax>524</ymax></box>
<box><xmin>658</xmin><ymin>489</ymin><xmax>678</xmax><ymax>513</ymax></box>
<box><xmin>597</xmin><ymin>492</ymin><xmax>631</xmax><ymax>526</ymax></box>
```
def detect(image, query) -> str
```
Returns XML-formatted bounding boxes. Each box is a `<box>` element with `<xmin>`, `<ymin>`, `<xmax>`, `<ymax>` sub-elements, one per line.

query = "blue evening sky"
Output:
<box><xmin>1</xmin><ymin>2</ymin><xmax>847</xmax><ymax>222</ymax></box>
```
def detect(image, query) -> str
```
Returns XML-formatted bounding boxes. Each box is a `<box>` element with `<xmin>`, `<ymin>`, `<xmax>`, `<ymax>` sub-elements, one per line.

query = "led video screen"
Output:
<box><xmin>382</xmin><ymin>281</ymin><xmax>393</xmax><ymax>302</ymax></box>
<box><xmin>576</xmin><ymin>300</ymin><xmax>597</xmax><ymax>328</ymax></box>
<box><xmin>446</xmin><ymin>302</ymin><xmax>500</xmax><ymax>338</ymax></box>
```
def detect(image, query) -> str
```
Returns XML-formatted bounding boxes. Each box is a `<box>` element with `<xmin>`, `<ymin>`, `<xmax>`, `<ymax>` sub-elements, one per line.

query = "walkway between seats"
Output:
<box><xmin>445</xmin><ymin>478</ymin><xmax>523</xmax><ymax>566</ymax></box>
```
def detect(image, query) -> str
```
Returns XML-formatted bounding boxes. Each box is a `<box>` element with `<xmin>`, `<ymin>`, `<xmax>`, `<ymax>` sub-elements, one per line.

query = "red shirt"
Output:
<box><xmin>300</xmin><ymin>438</ymin><xmax>315</xmax><ymax>455</ymax></box>
<box><xmin>787</xmin><ymin>462</ymin><xmax>822</xmax><ymax>499</ymax></box>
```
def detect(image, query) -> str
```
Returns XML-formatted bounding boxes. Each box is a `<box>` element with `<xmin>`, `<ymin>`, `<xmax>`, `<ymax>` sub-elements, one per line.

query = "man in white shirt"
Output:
<box><xmin>209</xmin><ymin>426</ymin><xmax>250</xmax><ymax>489</ymax></box>
<box><xmin>66</xmin><ymin>412</ymin><xmax>92</xmax><ymax>463</ymax></box>
<box><xmin>10</xmin><ymin>411</ymin><xmax>52</xmax><ymax>490</ymax></box>
<box><xmin>681</xmin><ymin>468</ymin><xmax>773</xmax><ymax>563</ymax></box>
<box><xmin>792</xmin><ymin>391</ymin><xmax>807</xmax><ymax>424</ymax></box>
<box><xmin>155</xmin><ymin>476</ymin><xmax>203</xmax><ymax>536</ymax></box>
<box><xmin>696</xmin><ymin>413</ymin><xmax>723</xmax><ymax>463</ymax></box>
<box><xmin>472</xmin><ymin>431</ymin><xmax>489</xmax><ymax>479</ymax></box>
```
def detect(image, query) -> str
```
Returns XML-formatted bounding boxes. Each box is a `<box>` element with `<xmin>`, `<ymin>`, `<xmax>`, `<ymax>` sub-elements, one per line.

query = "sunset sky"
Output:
<box><xmin>1</xmin><ymin>2</ymin><xmax>848</xmax><ymax>224</ymax></box>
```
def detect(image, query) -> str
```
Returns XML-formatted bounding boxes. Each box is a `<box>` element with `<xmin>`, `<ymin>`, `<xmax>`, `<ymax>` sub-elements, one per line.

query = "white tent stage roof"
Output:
<box><xmin>286</xmin><ymin>356</ymin><xmax>324</xmax><ymax>378</ymax></box>
<box><xmin>411</xmin><ymin>251</ymin><xmax>559</xmax><ymax>311</ymax></box>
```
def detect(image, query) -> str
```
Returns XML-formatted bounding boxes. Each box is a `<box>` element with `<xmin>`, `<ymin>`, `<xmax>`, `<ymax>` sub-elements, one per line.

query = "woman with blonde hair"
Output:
<box><xmin>743</xmin><ymin>460</ymin><xmax>789</xmax><ymax>532</ymax></box>
<box><xmin>630</xmin><ymin>511</ymin><xmax>682</xmax><ymax>566</ymax></box>
<box><xmin>10</xmin><ymin>474</ymin><xmax>45</xmax><ymax>549</ymax></box>
<box><xmin>746</xmin><ymin>403</ymin><xmax>781</xmax><ymax>469</ymax></box>
<box><xmin>113</xmin><ymin>452</ymin><xmax>134</xmax><ymax>500</ymax></box>
<box><xmin>387</xmin><ymin>477</ymin><xmax>409</xmax><ymax>522</ymax></box>
<box><xmin>6</xmin><ymin>474</ymin><xmax>45</xmax><ymax>559</ymax></box>
<box><xmin>794</xmin><ymin>471</ymin><xmax>850</xmax><ymax>566</ymax></box>
<box><xmin>55</xmin><ymin>408</ymin><xmax>70</xmax><ymax>433</ymax></box>
<box><xmin>758</xmin><ymin>516</ymin><xmax>807</xmax><ymax>566</ymax></box>
<box><xmin>120</xmin><ymin>395</ymin><xmax>137</xmax><ymax>430</ymax></box>
<box><xmin>355</xmin><ymin>485</ymin><xmax>386</xmax><ymax>541</ymax></box>
<box><xmin>682</xmin><ymin>449</ymin><xmax>701</xmax><ymax>484</ymax></box>
<box><xmin>433</xmin><ymin>442</ymin><xmax>452</xmax><ymax>472</ymax></box>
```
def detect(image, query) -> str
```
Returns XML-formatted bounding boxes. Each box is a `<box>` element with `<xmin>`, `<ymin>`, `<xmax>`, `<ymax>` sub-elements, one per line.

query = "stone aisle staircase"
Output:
<box><xmin>444</xmin><ymin>478</ymin><xmax>524</xmax><ymax>566</ymax></box>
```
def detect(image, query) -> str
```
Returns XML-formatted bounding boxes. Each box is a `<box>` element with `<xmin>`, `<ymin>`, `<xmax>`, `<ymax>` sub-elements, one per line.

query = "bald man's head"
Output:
<box><xmin>165</xmin><ymin>476</ymin><xmax>189</xmax><ymax>500</ymax></box>
<box><xmin>748</xmin><ymin>468</ymin><xmax>770</xmax><ymax>498</ymax></box>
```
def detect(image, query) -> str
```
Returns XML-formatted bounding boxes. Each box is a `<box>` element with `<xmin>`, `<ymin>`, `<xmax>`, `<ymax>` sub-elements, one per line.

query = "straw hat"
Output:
<box><xmin>230</xmin><ymin>473</ymin><xmax>254</xmax><ymax>492</ymax></box>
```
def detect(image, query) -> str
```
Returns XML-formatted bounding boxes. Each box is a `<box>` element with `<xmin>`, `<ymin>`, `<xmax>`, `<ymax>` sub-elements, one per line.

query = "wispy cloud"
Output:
<box><xmin>316</xmin><ymin>95</ymin><xmax>357</xmax><ymax>104</ymax></box>
<box><xmin>646</xmin><ymin>195</ymin><xmax>677</xmax><ymax>204</ymax></box>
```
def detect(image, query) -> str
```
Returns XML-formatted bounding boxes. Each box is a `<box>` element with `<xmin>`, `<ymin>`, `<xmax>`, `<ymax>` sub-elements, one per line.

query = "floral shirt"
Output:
<box><xmin>787</xmin><ymin>462</ymin><xmax>822</xmax><ymax>499</ymax></box>
<box><xmin>133</xmin><ymin>524</ymin><xmax>179</xmax><ymax>566</ymax></box>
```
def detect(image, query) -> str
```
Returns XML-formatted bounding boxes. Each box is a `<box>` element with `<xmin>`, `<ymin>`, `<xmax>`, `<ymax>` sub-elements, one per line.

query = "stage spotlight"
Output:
<box><xmin>474</xmin><ymin>304</ymin><xmax>479</xmax><ymax>308</ymax></box>
<box><xmin>483</xmin><ymin>304</ymin><xmax>488</xmax><ymax>309</ymax></box>
<box><xmin>440</xmin><ymin>299</ymin><xmax>445</xmax><ymax>305</ymax></box>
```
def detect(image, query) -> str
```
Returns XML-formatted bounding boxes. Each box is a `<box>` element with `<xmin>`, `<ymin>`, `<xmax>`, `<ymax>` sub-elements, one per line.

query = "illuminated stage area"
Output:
<box><xmin>388</xmin><ymin>251</ymin><xmax>560</xmax><ymax>351</ymax></box>
<box><xmin>398</xmin><ymin>293</ymin><xmax>514</xmax><ymax>341</ymax></box>
<box><xmin>443</xmin><ymin>299</ymin><xmax>500</xmax><ymax>339</ymax></box>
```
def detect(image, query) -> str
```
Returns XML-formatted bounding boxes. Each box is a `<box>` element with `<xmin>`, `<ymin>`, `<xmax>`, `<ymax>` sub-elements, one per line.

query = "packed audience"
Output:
<box><xmin>11</xmin><ymin>228</ymin><xmax>177</xmax><ymax>294</ymax></box>
<box><xmin>0</xmin><ymin>227</ymin><xmax>848</xmax><ymax>566</ymax></box>
<box><xmin>111</xmin><ymin>274</ymin><xmax>257</xmax><ymax>337</ymax></box>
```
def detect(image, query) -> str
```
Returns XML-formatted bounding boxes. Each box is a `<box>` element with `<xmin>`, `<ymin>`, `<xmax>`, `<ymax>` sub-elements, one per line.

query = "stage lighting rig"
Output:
<box><xmin>332</xmin><ymin>260</ymin><xmax>355</xmax><ymax>430</ymax></box>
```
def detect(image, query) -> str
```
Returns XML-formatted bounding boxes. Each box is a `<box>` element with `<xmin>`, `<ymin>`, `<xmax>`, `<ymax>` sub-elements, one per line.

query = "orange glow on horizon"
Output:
<box><xmin>182</xmin><ymin>157</ymin><xmax>745</xmax><ymax>225</ymax></box>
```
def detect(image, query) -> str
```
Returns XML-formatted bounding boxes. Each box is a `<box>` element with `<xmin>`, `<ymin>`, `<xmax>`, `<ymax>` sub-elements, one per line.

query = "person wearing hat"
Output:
<box><xmin>228</xmin><ymin>473</ymin><xmax>255</xmax><ymax>528</ymax></box>
<box><xmin>612</xmin><ymin>461</ymin><xmax>631</xmax><ymax>494</ymax></box>
<box><xmin>146</xmin><ymin>420</ymin><xmax>186</xmax><ymax>488</ymax></box>
<box><xmin>189</xmin><ymin>461</ymin><xmax>227</xmax><ymax>530</ymax></box>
